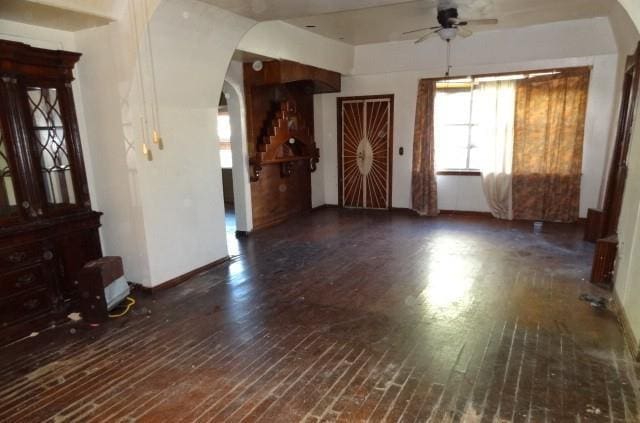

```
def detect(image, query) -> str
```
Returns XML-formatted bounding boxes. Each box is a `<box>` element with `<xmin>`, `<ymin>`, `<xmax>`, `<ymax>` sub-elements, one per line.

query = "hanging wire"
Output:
<box><xmin>129</xmin><ymin>0</ymin><xmax>152</xmax><ymax>159</ymax></box>
<box><xmin>446</xmin><ymin>39</ymin><xmax>452</xmax><ymax>77</ymax></box>
<box><xmin>143</xmin><ymin>0</ymin><xmax>162</xmax><ymax>147</ymax></box>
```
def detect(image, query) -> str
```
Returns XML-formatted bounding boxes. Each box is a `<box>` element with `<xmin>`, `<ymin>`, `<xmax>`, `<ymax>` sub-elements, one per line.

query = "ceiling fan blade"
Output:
<box><xmin>458</xmin><ymin>27</ymin><xmax>473</xmax><ymax>38</ymax></box>
<box><xmin>402</xmin><ymin>26</ymin><xmax>441</xmax><ymax>35</ymax></box>
<box><xmin>461</xmin><ymin>18</ymin><xmax>498</xmax><ymax>25</ymax></box>
<box><xmin>415</xmin><ymin>29</ymin><xmax>440</xmax><ymax>44</ymax></box>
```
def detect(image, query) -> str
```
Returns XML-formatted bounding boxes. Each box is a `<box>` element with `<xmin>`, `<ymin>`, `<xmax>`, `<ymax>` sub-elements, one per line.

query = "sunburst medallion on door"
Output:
<box><xmin>338</xmin><ymin>95</ymin><xmax>394</xmax><ymax>209</ymax></box>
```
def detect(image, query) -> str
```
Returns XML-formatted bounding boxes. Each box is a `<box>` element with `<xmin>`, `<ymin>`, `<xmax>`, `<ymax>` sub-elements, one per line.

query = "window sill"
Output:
<box><xmin>436</xmin><ymin>170</ymin><xmax>482</xmax><ymax>176</ymax></box>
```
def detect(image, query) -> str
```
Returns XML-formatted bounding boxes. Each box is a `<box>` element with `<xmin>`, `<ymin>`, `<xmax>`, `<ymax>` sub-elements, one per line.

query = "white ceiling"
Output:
<box><xmin>201</xmin><ymin>0</ymin><xmax>413</xmax><ymax>20</ymax></box>
<box><xmin>205</xmin><ymin>0</ymin><xmax>616</xmax><ymax>45</ymax></box>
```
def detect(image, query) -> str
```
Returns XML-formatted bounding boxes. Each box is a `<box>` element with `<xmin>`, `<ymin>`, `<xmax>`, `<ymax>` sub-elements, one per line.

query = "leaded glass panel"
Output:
<box><xmin>27</xmin><ymin>87</ymin><xmax>76</xmax><ymax>206</ymax></box>
<box><xmin>0</xmin><ymin>123</ymin><xmax>18</xmax><ymax>217</ymax></box>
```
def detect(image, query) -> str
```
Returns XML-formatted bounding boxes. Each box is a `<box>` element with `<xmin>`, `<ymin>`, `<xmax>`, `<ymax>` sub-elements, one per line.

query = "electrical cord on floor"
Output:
<box><xmin>108</xmin><ymin>297</ymin><xmax>136</xmax><ymax>318</ymax></box>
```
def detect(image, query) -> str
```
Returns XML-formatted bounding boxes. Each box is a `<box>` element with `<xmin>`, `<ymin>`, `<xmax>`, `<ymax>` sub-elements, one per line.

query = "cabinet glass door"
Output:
<box><xmin>26</xmin><ymin>86</ymin><xmax>77</xmax><ymax>208</ymax></box>
<box><xmin>0</xmin><ymin>122</ymin><xmax>19</xmax><ymax>219</ymax></box>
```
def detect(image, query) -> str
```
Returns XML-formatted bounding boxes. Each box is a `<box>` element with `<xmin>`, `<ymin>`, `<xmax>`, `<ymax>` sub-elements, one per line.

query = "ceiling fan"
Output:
<box><xmin>403</xmin><ymin>1</ymin><xmax>498</xmax><ymax>44</ymax></box>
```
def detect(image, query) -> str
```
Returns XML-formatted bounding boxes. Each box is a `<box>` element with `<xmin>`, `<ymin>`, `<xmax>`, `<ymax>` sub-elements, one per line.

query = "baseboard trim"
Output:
<box><xmin>137</xmin><ymin>256</ymin><xmax>230</xmax><ymax>294</ymax></box>
<box><xmin>439</xmin><ymin>209</ymin><xmax>494</xmax><ymax>218</ymax></box>
<box><xmin>612</xmin><ymin>289</ymin><xmax>640</xmax><ymax>361</ymax></box>
<box><xmin>312</xmin><ymin>204</ymin><xmax>339</xmax><ymax>210</ymax></box>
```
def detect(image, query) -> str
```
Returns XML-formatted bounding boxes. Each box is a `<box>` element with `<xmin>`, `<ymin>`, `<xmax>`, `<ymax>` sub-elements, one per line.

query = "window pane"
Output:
<box><xmin>437</xmin><ymin>146</ymin><xmax>468</xmax><ymax>170</ymax></box>
<box><xmin>435</xmin><ymin>125</ymin><xmax>469</xmax><ymax>170</ymax></box>
<box><xmin>27</xmin><ymin>87</ymin><xmax>76</xmax><ymax>206</ymax></box>
<box><xmin>435</xmin><ymin>88</ymin><xmax>473</xmax><ymax>170</ymax></box>
<box><xmin>468</xmin><ymin>146</ymin><xmax>483</xmax><ymax>170</ymax></box>
<box><xmin>0</xmin><ymin>123</ymin><xmax>18</xmax><ymax>218</ymax></box>
<box><xmin>469</xmin><ymin>125</ymin><xmax>486</xmax><ymax>150</ymax></box>
<box><xmin>435</xmin><ymin>90</ymin><xmax>472</xmax><ymax>125</ymax></box>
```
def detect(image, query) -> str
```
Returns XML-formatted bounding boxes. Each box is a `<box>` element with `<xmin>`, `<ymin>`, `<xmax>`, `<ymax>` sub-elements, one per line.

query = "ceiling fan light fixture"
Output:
<box><xmin>439</xmin><ymin>27</ymin><xmax>457</xmax><ymax>41</ymax></box>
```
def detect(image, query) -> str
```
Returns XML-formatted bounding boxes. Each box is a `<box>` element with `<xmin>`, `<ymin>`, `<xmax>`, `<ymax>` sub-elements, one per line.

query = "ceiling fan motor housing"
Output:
<box><xmin>437</xmin><ymin>8</ymin><xmax>459</xmax><ymax>28</ymax></box>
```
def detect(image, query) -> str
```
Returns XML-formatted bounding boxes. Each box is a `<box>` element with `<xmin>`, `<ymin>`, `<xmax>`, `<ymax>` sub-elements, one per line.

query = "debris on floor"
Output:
<box><xmin>586</xmin><ymin>404</ymin><xmax>602</xmax><ymax>415</ymax></box>
<box><xmin>579</xmin><ymin>293</ymin><xmax>608</xmax><ymax>310</ymax></box>
<box><xmin>67</xmin><ymin>312</ymin><xmax>82</xmax><ymax>322</ymax></box>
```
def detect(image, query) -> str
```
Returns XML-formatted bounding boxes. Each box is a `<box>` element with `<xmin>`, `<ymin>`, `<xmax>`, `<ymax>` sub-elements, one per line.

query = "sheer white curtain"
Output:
<box><xmin>473</xmin><ymin>80</ymin><xmax>516</xmax><ymax>220</ymax></box>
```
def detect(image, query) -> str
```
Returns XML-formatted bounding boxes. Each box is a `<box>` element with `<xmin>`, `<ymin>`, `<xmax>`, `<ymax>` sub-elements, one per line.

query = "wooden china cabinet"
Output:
<box><xmin>0</xmin><ymin>40</ymin><xmax>102</xmax><ymax>343</ymax></box>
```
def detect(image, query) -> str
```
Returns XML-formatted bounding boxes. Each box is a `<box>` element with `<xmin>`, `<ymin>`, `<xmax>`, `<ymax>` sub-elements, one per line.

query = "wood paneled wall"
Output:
<box><xmin>243</xmin><ymin>61</ymin><xmax>340</xmax><ymax>230</ymax></box>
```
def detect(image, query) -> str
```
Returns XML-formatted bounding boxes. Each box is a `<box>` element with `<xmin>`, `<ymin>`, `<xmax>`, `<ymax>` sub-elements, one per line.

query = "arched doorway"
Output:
<box><xmin>218</xmin><ymin>75</ymin><xmax>253</xmax><ymax>255</ymax></box>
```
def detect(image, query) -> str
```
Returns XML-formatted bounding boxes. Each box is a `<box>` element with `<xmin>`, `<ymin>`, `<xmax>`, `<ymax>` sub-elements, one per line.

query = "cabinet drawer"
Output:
<box><xmin>0</xmin><ymin>244</ymin><xmax>52</xmax><ymax>270</ymax></box>
<box><xmin>0</xmin><ymin>289</ymin><xmax>52</xmax><ymax>327</ymax></box>
<box><xmin>0</xmin><ymin>264</ymin><xmax>51</xmax><ymax>299</ymax></box>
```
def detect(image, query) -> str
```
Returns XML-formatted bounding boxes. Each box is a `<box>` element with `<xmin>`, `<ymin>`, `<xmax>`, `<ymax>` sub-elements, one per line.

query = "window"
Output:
<box><xmin>434</xmin><ymin>82</ymin><xmax>479</xmax><ymax>171</ymax></box>
<box><xmin>434</xmin><ymin>72</ymin><xmax>557</xmax><ymax>173</ymax></box>
<box><xmin>218</xmin><ymin>112</ymin><xmax>232</xmax><ymax>168</ymax></box>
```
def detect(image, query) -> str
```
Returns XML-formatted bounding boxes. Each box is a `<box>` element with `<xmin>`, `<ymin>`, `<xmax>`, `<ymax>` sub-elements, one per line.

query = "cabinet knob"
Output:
<box><xmin>8</xmin><ymin>252</ymin><xmax>27</xmax><ymax>263</ymax></box>
<box><xmin>16</xmin><ymin>273</ymin><xmax>36</xmax><ymax>288</ymax></box>
<box><xmin>23</xmin><ymin>298</ymin><xmax>40</xmax><ymax>311</ymax></box>
<box><xmin>21</xmin><ymin>201</ymin><xmax>30</xmax><ymax>209</ymax></box>
<box><xmin>43</xmin><ymin>250</ymin><xmax>54</xmax><ymax>261</ymax></box>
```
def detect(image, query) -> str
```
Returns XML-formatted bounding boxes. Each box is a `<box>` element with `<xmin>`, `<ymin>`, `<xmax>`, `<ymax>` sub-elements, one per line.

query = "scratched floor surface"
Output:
<box><xmin>1</xmin><ymin>209</ymin><xmax>639</xmax><ymax>422</ymax></box>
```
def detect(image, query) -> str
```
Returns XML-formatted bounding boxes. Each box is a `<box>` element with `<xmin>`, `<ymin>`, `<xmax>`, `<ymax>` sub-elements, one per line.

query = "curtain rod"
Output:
<box><xmin>428</xmin><ymin>65</ymin><xmax>592</xmax><ymax>83</ymax></box>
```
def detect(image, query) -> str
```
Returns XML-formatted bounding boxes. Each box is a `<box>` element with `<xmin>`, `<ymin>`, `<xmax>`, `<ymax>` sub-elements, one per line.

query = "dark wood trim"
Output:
<box><xmin>587</xmin><ymin>43</ymin><xmax>640</xmax><ymax>288</ymax></box>
<box><xmin>0</xmin><ymin>39</ymin><xmax>81</xmax><ymax>83</ymax></box>
<box><xmin>312</xmin><ymin>204</ymin><xmax>339</xmax><ymax>211</ymax></box>
<box><xmin>390</xmin><ymin>207</ymin><xmax>421</xmax><ymax>216</ymax></box>
<box><xmin>584</xmin><ymin>208</ymin><xmax>603</xmax><ymax>241</ymax></box>
<box><xmin>436</xmin><ymin>170</ymin><xmax>481</xmax><ymax>176</ymax></box>
<box><xmin>337</xmin><ymin>94</ymin><xmax>394</xmax><ymax>210</ymax></box>
<box><xmin>439</xmin><ymin>209</ymin><xmax>494</xmax><ymax>218</ymax></box>
<box><xmin>140</xmin><ymin>256</ymin><xmax>230</xmax><ymax>294</ymax></box>
<box><xmin>337</xmin><ymin>98</ymin><xmax>343</xmax><ymax>208</ymax></box>
<box><xmin>600</xmin><ymin>43</ymin><xmax>640</xmax><ymax>239</ymax></box>
<box><xmin>244</xmin><ymin>60</ymin><xmax>340</xmax><ymax>93</ymax></box>
<box><xmin>590</xmin><ymin>235</ymin><xmax>618</xmax><ymax>285</ymax></box>
<box><xmin>613</xmin><ymin>289</ymin><xmax>640</xmax><ymax>362</ymax></box>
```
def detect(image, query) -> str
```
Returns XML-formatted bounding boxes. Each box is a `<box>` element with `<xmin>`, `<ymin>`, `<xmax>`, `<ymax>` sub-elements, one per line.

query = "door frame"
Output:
<box><xmin>337</xmin><ymin>94</ymin><xmax>394</xmax><ymax>209</ymax></box>
<box><xmin>600</xmin><ymin>44</ymin><xmax>640</xmax><ymax>238</ymax></box>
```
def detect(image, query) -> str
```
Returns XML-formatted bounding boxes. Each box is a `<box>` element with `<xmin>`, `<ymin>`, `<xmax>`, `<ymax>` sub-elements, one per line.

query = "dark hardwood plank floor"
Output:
<box><xmin>1</xmin><ymin>208</ymin><xmax>638</xmax><ymax>422</ymax></box>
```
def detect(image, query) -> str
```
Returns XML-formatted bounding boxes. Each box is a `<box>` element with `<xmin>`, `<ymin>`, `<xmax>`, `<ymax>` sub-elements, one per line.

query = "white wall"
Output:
<box><xmin>314</xmin><ymin>18</ymin><xmax>620</xmax><ymax>217</ymax></box>
<box><xmin>238</xmin><ymin>21</ymin><xmax>354</xmax><ymax>75</ymax></box>
<box><xmin>223</xmin><ymin>61</ymin><xmax>253</xmax><ymax>232</ymax></box>
<box><xmin>615</xmin><ymin>102</ymin><xmax>640</xmax><ymax>348</ymax></box>
<box><xmin>72</xmin><ymin>0</ymin><xmax>255</xmax><ymax>286</ymax></box>
<box><xmin>312</xmin><ymin>94</ymin><xmax>327</xmax><ymax>207</ymax></box>
<box><xmin>611</xmin><ymin>2</ymin><xmax>640</xmax><ymax>350</ymax></box>
<box><xmin>619</xmin><ymin>0</ymin><xmax>640</xmax><ymax>33</ymax></box>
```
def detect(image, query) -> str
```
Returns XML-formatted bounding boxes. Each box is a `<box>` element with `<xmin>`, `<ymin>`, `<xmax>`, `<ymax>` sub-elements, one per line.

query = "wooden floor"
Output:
<box><xmin>1</xmin><ymin>208</ymin><xmax>639</xmax><ymax>422</ymax></box>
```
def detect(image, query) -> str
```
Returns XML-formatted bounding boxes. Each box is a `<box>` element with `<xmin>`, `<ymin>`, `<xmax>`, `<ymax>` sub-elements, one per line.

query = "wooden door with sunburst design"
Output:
<box><xmin>338</xmin><ymin>95</ymin><xmax>393</xmax><ymax>209</ymax></box>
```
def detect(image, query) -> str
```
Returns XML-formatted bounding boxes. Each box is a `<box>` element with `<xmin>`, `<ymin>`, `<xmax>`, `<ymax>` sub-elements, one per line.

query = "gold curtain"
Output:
<box><xmin>512</xmin><ymin>69</ymin><xmax>590</xmax><ymax>223</ymax></box>
<box><xmin>411</xmin><ymin>79</ymin><xmax>439</xmax><ymax>216</ymax></box>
